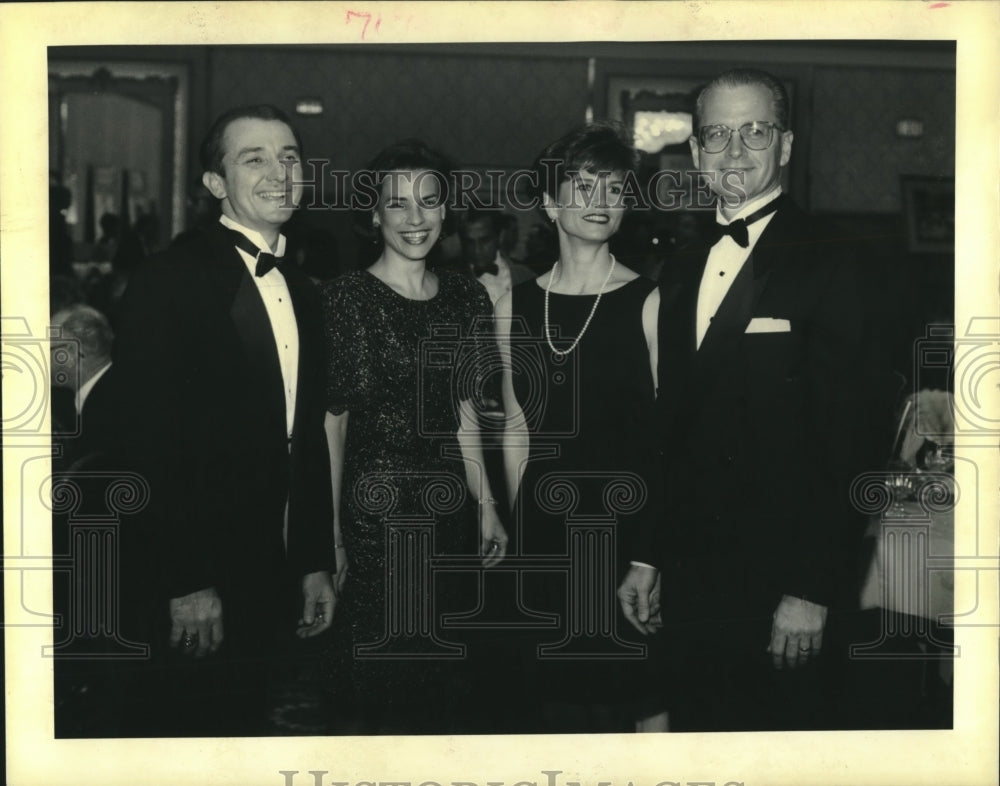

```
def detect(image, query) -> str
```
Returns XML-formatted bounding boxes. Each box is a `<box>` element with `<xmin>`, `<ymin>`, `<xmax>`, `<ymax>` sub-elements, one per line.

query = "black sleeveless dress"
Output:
<box><xmin>509</xmin><ymin>274</ymin><xmax>663</xmax><ymax>720</ymax></box>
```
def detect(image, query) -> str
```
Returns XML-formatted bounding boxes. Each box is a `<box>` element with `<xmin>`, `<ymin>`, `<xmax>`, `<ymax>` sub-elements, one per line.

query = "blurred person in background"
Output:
<box><xmin>458</xmin><ymin>207</ymin><xmax>535</xmax><ymax>305</ymax></box>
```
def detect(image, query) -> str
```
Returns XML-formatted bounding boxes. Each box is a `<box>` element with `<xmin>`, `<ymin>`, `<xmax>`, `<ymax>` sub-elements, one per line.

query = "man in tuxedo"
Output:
<box><xmin>618</xmin><ymin>69</ymin><xmax>869</xmax><ymax>731</ymax></box>
<box><xmin>458</xmin><ymin>208</ymin><xmax>535</xmax><ymax>304</ymax></box>
<box><xmin>109</xmin><ymin>105</ymin><xmax>335</xmax><ymax>735</ymax></box>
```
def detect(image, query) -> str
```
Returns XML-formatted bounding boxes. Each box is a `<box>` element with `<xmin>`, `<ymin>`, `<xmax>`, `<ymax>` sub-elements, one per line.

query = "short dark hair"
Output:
<box><xmin>532</xmin><ymin>121</ymin><xmax>640</xmax><ymax>202</ymax></box>
<box><xmin>694</xmin><ymin>68</ymin><xmax>790</xmax><ymax>131</ymax></box>
<box><xmin>199</xmin><ymin>105</ymin><xmax>302</xmax><ymax>176</ymax></box>
<box><xmin>458</xmin><ymin>207</ymin><xmax>506</xmax><ymax>238</ymax></box>
<box><xmin>352</xmin><ymin>138</ymin><xmax>455</xmax><ymax>241</ymax></box>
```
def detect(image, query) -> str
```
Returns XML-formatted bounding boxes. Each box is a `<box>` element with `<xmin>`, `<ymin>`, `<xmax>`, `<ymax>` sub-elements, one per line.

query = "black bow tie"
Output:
<box><xmin>707</xmin><ymin>199</ymin><xmax>781</xmax><ymax>249</ymax></box>
<box><xmin>228</xmin><ymin>229</ymin><xmax>284</xmax><ymax>277</ymax></box>
<box><xmin>473</xmin><ymin>263</ymin><xmax>499</xmax><ymax>277</ymax></box>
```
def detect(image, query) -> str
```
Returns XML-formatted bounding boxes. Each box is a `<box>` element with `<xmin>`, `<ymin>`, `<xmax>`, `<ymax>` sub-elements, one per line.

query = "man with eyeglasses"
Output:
<box><xmin>619</xmin><ymin>68</ymin><xmax>869</xmax><ymax>731</ymax></box>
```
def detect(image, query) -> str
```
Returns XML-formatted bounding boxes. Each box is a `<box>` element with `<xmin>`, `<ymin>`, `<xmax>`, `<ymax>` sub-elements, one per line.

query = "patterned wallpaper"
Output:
<box><xmin>808</xmin><ymin>66</ymin><xmax>955</xmax><ymax>213</ymax></box>
<box><xmin>205</xmin><ymin>47</ymin><xmax>590</xmax><ymax>266</ymax></box>
<box><xmin>199</xmin><ymin>48</ymin><xmax>956</xmax><ymax>263</ymax></box>
<box><xmin>208</xmin><ymin>48</ymin><xmax>589</xmax><ymax>173</ymax></box>
<box><xmin>208</xmin><ymin>50</ymin><xmax>954</xmax><ymax>217</ymax></box>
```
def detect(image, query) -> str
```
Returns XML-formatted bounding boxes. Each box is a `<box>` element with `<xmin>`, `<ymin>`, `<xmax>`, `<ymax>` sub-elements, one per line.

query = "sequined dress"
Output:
<box><xmin>510</xmin><ymin>275</ymin><xmax>661</xmax><ymax>710</ymax></box>
<box><xmin>319</xmin><ymin>269</ymin><xmax>492</xmax><ymax>724</ymax></box>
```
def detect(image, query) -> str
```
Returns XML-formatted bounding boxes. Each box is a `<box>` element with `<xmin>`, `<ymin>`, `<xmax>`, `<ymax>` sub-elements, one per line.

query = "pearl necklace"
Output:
<box><xmin>544</xmin><ymin>257</ymin><xmax>617</xmax><ymax>357</ymax></box>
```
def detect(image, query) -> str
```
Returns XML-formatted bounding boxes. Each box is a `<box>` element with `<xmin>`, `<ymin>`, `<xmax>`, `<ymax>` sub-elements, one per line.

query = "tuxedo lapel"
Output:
<box><xmin>656</xmin><ymin>249</ymin><xmax>706</xmax><ymax>434</ymax></box>
<box><xmin>697</xmin><ymin>197</ymin><xmax>790</xmax><ymax>364</ymax></box>
<box><xmin>686</xmin><ymin>205</ymin><xmax>798</xmax><ymax>398</ymax></box>
<box><xmin>658</xmin><ymin>259</ymin><xmax>701</xmax><ymax>370</ymax></box>
<box><xmin>230</xmin><ymin>274</ymin><xmax>283</xmax><ymax>392</ymax></box>
<box><xmin>207</xmin><ymin>225</ymin><xmax>286</xmax><ymax>432</ymax></box>
<box><xmin>658</xmin><ymin>203</ymin><xmax>797</xmax><ymax>430</ymax></box>
<box><xmin>695</xmin><ymin>250</ymin><xmax>770</xmax><ymax>365</ymax></box>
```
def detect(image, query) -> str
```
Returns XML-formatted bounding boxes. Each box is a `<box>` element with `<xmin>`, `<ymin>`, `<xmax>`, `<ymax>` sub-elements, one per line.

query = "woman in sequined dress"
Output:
<box><xmin>495</xmin><ymin>122</ymin><xmax>668</xmax><ymax>732</ymax></box>
<box><xmin>319</xmin><ymin>140</ymin><xmax>507</xmax><ymax>733</ymax></box>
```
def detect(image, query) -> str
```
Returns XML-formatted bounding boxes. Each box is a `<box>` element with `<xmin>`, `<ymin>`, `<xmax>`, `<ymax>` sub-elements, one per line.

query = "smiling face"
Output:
<box><xmin>544</xmin><ymin>169</ymin><xmax>627</xmax><ymax>244</ymax></box>
<box><xmin>202</xmin><ymin>117</ymin><xmax>302</xmax><ymax>246</ymax></box>
<box><xmin>690</xmin><ymin>83</ymin><xmax>793</xmax><ymax>217</ymax></box>
<box><xmin>373</xmin><ymin>170</ymin><xmax>446</xmax><ymax>263</ymax></box>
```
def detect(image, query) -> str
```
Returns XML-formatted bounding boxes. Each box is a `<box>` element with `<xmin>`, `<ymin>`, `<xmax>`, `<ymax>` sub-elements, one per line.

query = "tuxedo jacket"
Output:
<box><xmin>646</xmin><ymin>197</ymin><xmax>869</xmax><ymax>612</ymax></box>
<box><xmin>74</xmin><ymin>369</ymin><xmax>118</xmax><ymax>465</ymax></box>
<box><xmin>109</xmin><ymin>222</ymin><xmax>334</xmax><ymax>638</ymax></box>
<box><xmin>51</xmin><ymin>370</ymin><xmax>118</xmax><ymax>473</ymax></box>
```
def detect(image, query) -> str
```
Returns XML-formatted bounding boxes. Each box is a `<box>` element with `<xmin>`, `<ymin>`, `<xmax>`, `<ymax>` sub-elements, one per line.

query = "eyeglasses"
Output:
<box><xmin>696</xmin><ymin>121</ymin><xmax>783</xmax><ymax>153</ymax></box>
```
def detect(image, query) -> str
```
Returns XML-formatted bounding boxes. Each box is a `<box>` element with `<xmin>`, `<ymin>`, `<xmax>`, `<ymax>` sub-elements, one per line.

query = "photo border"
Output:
<box><xmin>3</xmin><ymin>3</ymin><xmax>998</xmax><ymax>786</ymax></box>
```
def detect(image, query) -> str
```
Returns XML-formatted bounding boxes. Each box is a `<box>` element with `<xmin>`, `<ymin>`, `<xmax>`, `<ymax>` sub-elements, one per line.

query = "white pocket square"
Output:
<box><xmin>745</xmin><ymin>317</ymin><xmax>791</xmax><ymax>334</ymax></box>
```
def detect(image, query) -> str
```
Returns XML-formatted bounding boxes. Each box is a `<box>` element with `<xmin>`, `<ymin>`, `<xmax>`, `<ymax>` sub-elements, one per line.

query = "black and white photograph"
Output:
<box><xmin>3</xmin><ymin>2</ymin><xmax>998</xmax><ymax>786</ymax></box>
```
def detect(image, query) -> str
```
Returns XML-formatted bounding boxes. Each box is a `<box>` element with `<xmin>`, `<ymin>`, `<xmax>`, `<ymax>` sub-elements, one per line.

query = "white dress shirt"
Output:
<box><xmin>219</xmin><ymin>215</ymin><xmax>299</xmax><ymax>438</ymax></box>
<box><xmin>695</xmin><ymin>187</ymin><xmax>782</xmax><ymax>349</ymax></box>
<box><xmin>76</xmin><ymin>362</ymin><xmax>111</xmax><ymax>414</ymax></box>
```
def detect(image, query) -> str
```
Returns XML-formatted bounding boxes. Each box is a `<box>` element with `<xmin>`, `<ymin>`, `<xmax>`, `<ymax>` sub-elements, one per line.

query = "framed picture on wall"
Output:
<box><xmin>901</xmin><ymin>175</ymin><xmax>955</xmax><ymax>254</ymax></box>
<box><xmin>606</xmin><ymin>75</ymin><xmax>702</xmax><ymax>209</ymax></box>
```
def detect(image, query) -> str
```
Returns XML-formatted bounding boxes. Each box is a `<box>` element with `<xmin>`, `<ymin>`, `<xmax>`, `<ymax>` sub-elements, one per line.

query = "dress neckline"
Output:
<box><xmin>362</xmin><ymin>268</ymin><xmax>441</xmax><ymax>302</ymax></box>
<box><xmin>533</xmin><ymin>274</ymin><xmax>646</xmax><ymax>298</ymax></box>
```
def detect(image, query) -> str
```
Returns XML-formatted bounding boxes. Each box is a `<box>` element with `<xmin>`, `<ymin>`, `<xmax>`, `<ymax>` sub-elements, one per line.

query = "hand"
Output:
<box><xmin>169</xmin><ymin>587</ymin><xmax>223</xmax><ymax>658</ymax></box>
<box><xmin>333</xmin><ymin>545</ymin><xmax>349</xmax><ymax>596</ymax></box>
<box><xmin>297</xmin><ymin>571</ymin><xmax>335</xmax><ymax>638</ymax></box>
<box><xmin>479</xmin><ymin>504</ymin><xmax>508</xmax><ymax>567</ymax></box>
<box><xmin>767</xmin><ymin>594</ymin><xmax>828</xmax><ymax>669</ymax></box>
<box><xmin>618</xmin><ymin>565</ymin><xmax>661</xmax><ymax>635</ymax></box>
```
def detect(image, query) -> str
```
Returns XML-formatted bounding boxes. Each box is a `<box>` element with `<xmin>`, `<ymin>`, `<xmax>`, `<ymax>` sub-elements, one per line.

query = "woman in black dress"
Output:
<box><xmin>320</xmin><ymin>140</ymin><xmax>508</xmax><ymax>733</ymax></box>
<box><xmin>495</xmin><ymin>122</ymin><xmax>667</xmax><ymax>732</ymax></box>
